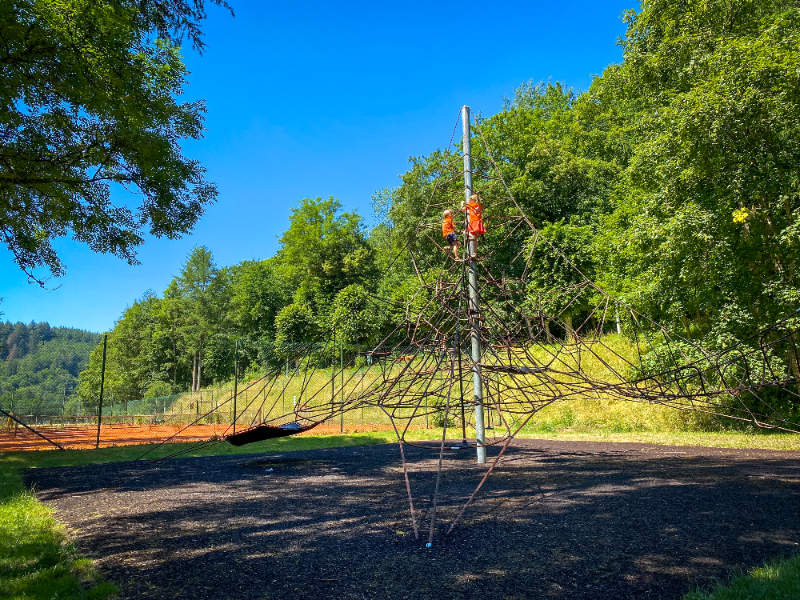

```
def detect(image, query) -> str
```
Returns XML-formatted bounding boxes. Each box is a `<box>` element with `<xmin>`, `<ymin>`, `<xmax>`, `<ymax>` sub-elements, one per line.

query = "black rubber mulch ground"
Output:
<box><xmin>25</xmin><ymin>438</ymin><xmax>800</xmax><ymax>600</ymax></box>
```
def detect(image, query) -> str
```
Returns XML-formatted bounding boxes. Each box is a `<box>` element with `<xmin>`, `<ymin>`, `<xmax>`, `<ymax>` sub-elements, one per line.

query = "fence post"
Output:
<box><xmin>340</xmin><ymin>345</ymin><xmax>344</xmax><ymax>433</ymax></box>
<box><xmin>95</xmin><ymin>334</ymin><xmax>107</xmax><ymax>449</ymax></box>
<box><xmin>331</xmin><ymin>329</ymin><xmax>336</xmax><ymax>413</ymax></box>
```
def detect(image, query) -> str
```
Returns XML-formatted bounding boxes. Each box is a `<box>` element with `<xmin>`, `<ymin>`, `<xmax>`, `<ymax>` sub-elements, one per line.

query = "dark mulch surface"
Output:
<box><xmin>25</xmin><ymin>439</ymin><xmax>800</xmax><ymax>600</ymax></box>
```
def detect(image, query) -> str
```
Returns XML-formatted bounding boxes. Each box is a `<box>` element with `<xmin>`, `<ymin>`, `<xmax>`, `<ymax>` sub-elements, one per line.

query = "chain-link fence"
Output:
<box><xmin>0</xmin><ymin>324</ymin><xmax>435</xmax><ymax>451</ymax></box>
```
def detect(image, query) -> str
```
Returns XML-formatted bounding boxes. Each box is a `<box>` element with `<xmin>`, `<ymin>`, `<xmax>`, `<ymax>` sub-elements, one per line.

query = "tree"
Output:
<box><xmin>328</xmin><ymin>284</ymin><xmax>385</xmax><ymax>348</ymax></box>
<box><xmin>594</xmin><ymin>0</ymin><xmax>800</xmax><ymax>346</ymax></box>
<box><xmin>124</xmin><ymin>0</ymin><xmax>234</xmax><ymax>53</ymax></box>
<box><xmin>276</xmin><ymin>197</ymin><xmax>376</xmax><ymax>304</ymax></box>
<box><xmin>229</xmin><ymin>259</ymin><xmax>289</xmax><ymax>341</ymax></box>
<box><xmin>75</xmin><ymin>291</ymin><xmax>175</xmax><ymax>409</ymax></box>
<box><xmin>0</xmin><ymin>0</ymin><xmax>231</xmax><ymax>283</ymax></box>
<box><xmin>525</xmin><ymin>220</ymin><xmax>596</xmax><ymax>338</ymax></box>
<box><xmin>274</xmin><ymin>302</ymin><xmax>318</xmax><ymax>359</ymax></box>
<box><xmin>369</xmin><ymin>187</ymin><xmax>395</xmax><ymax>272</ymax></box>
<box><xmin>476</xmin><ymin>81</ymin><xmax>618</xmax><ymax>226</ymax></box>
<box><xmin>0</xmin><ymin>321</ymin><xmax>98</xmax><ymax>415</ymax></box>
<box><xmin>166</xmin><ymin>245</ymin><xmax>227</xmax><ymax>391</ymax></box>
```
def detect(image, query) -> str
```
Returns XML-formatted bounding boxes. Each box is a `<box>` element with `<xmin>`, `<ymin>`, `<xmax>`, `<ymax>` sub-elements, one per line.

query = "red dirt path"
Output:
<box><xmin>0</xmin><ymin>422</ymin><xmax>402</xmax><ymax>452</ymax></box>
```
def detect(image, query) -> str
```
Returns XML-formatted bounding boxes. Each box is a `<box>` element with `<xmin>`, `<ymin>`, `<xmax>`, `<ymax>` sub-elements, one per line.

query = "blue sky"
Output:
<box><xmin>0</xmin><ymin>0</ymin><xmax>632</xmax><ymax>332</ymax></box>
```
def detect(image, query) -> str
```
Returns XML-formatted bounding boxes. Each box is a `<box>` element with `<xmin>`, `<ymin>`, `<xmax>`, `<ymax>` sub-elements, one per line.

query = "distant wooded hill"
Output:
<box><xmin>0</xmin><ymin>321</ymin><xmax>101</xmax><ymax>416</ymax></box>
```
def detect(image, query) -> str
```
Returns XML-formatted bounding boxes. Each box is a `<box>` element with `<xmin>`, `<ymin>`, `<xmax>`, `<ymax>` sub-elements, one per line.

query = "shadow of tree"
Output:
<box><xmin>25</xmin><ymin>441</ymin><xmax>800</xmax><ymax>600</ymax></box>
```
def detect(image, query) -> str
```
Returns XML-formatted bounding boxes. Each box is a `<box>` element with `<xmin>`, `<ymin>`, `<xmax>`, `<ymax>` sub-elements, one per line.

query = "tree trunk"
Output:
<box><xmin>562</xmin><ymin>312</ymin><xmax>575</xmax><ymax>340</ymax></box>
<box><xmin>522</xmin><ymin>315</ymin><xmax>535</xmax><ymax>341</ymax></box>
<box><xmin>788</xmin><ymin>338</ymin><xmax>800</xmax><ymax>396</ymax></box>
<box><xmin>197</xmin><ymin>350</ymin><xmax>203</xmax><ymax>391</ymax></box>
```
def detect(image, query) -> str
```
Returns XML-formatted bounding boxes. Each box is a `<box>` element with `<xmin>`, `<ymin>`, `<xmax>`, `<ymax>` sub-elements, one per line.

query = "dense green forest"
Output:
<box><xmin>0</xmin><ymin>322</ymin><xmax>101</xmax><ymax>416</ymax></box>
<box><xmin>74</xmin><ymin>0</ymin><xmax>800</xmax><ymax>413</ymax></box>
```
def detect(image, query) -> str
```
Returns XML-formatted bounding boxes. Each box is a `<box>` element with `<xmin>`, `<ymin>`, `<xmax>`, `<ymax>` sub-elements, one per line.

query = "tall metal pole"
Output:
<box><xmin>232</xmin><ymin>340</ymin><xmax>239</xmax><ymax>435</ymax></box>
<box><xmin>95</xmin><ymin>334</ymin><xmax>107</xmax><ymax>449</ymax></box>
<box><xmin>463</xmin><ymin>105</ymin><xmax>486</xmax><ymax>464</ymax></box>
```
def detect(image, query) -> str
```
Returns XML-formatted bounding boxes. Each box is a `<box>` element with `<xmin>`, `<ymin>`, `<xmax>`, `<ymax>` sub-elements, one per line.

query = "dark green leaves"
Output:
<box><xmin>0</xmin><ymin>1</ymin><xmax>222</xmax><ymax>283</ymax></box>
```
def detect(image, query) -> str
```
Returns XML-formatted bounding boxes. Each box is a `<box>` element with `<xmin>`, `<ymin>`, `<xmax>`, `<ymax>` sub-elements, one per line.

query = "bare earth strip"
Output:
<box><xmin>24</xmin><ymin>440</ymin><xmax>800</xmax><ymax>600</ymax></box>
<box><xmin>0</xmin><ymin>423</ymin><xmax>403</xmax><ymax>451</ymax></box>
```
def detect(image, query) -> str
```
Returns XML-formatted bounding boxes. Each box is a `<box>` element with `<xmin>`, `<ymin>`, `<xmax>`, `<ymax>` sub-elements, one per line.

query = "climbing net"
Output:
<box><xmin>233</xmin><ymin>109</ymin><xmax>800</xmax><ymax>442</ymax></box>
<box><xmin>132</xmin><ymin>107</ymin><xmax>800</xmax><ymax>542</ymax></box>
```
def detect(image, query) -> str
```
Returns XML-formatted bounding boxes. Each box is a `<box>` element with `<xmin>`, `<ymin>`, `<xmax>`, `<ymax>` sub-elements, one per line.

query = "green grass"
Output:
<box><xmin>682</xmin><ymin>553</ymin><xmax>800</xmax><ymax>600</ymax></box>
<box><xmin>512</xmin><ymin>429</ymin><xmax>800</xmax><ymax>450</ymax></box>
<box><xmin>0</xmin><ymin>460</ymin><xmax>118</xmax><ymax>599</ymax></box>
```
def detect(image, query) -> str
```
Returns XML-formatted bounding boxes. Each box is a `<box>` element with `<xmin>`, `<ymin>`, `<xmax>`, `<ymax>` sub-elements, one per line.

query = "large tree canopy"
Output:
<box><xmin>0</xmin><ymin>0</ymin><xmax>229</xmax><ymax>282</ymax></box>
<box><xmin>594</xmin><ymin>0</ymin><xmax>800</xmax><ymax>345</ymax></box>
<box><xmin>277</xmin><ymin>196</ymin><xmax>377</xmax><ymax>303</ymax></box>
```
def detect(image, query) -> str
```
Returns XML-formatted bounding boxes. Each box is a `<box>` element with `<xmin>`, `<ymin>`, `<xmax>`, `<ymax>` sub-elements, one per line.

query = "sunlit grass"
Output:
<box><xmin>514</xmin><ymin>430</ymin><xmax>800</xmax><ymax>451</ymax></box>
<box><xmin>0</xmin><ymin>458</ymin><xmax>117</xmax><ymax>599</ymax></box>
<box><xmin>156</xmin><ymin>364</ymin><xmax>415</xmax><ymax>428</ymax></box>
<box><xmin>682</xmin><ymin>553</ymin><xmax>800</xmax><ymax>600</ymax></box>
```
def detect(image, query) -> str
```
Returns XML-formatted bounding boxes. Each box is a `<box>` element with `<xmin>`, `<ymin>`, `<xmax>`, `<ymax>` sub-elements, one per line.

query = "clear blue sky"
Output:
<box><xmin>0</xmin><ymin>0</ymin><xmax>632</xmax><ymax>333</ymax></box>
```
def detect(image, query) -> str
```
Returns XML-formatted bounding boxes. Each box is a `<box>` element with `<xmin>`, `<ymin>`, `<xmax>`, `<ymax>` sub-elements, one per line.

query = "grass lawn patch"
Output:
<box><xmin>683</xmin><ymin>553</ymin><xmax>800</xmax><ymax>600</ymax></box>
<box><xmin>398</xmin><ymin>424</ymin><xmax>800</xmax><ymax>451</ymax></box>
<box><xmin>0</xmin><ymin>459</ymin><xmax>118</xmax><ymax>599</ymax></box>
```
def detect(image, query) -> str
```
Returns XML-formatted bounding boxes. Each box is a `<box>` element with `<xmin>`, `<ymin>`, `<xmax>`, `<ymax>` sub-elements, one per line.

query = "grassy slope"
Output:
<box><xmin>514</xmin><ymin>430</ymin><xmax>800</xmax><ymax>450</ymax></box>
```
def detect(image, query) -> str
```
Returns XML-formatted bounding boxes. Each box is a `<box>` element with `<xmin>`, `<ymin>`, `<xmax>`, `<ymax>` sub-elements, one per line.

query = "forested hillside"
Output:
<box><xmin>76</xmin><ymin>0</ymin><xmax>800</xmax><ymax>413</ymax></box>
<box><xmin>0</xmin><ymin>322</ymin><xmax>101</xmax><ymax>416</ymax></box>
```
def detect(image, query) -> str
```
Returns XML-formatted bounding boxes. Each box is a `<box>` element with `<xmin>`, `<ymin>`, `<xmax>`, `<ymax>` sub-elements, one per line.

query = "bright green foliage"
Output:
<box><xmin>274</xmin><ymin>302</ymin><xmax>318</xmax><ymax>356</ymax></box>
<box><xmin>73</xmin><ymin>196</ymin><xmax>380</xmax><ymax>403</ymax></box>
<box><xmin>369</xmin><ymin>187</ymin><xmax>395</xmax><ymax>273</ymax></box>
<box><xmin>483</xmin><ymin>81</ymin><xmax>617</xmax><ymax>227</ymax></box>
<box><xmin>76</xmin><ymin>247</ymin><xmax>233</xmax><ymax>404</ymax></box>
<box><xmin>229</xmin><ymin>258</ymin><xmax>290</xmax><ymax>340</ymax></box>
<box><xmin>166</xmin><ymin>246</ymin><xmax>229</xmax><ymax>390</ymax></box>
<box><xmin>525</xmin><ymin>220</ymin><xmax>596</xmax><ymax>335</ymax></box>
<box><xmin>386</xmin><ymin>82</ymin><xmax>619</xmax><ymax>308</ymax></box>
<box><xmin>74</xmin><ymin>291</ymin><xmax>167</xmax><ymax>411</ymax></box>
<box><xmin>328</xmin><ymin>284</ymin><xmax>385</xmax><ymax>347</ymax></box>
<box><xmin>596</xmin><ymin>0</ymin><xmax>800</xmax><ymax>347</ymax></box>
<box><xmin>277</xmin><ymin>197</ymin><xmax>376</xmax><ymax>304</ymax></box>
<box><xmin>0</xmin><ymin>0</ymin><xmax>226</xmax><ymax>282</ymax></box>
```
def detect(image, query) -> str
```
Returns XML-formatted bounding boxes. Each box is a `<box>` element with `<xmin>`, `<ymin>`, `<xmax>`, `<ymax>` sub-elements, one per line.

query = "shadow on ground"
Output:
<box><xmin>25</xmin><ymin>439</ymin><xmax>800</xmax><ymax>600</ymax></box>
